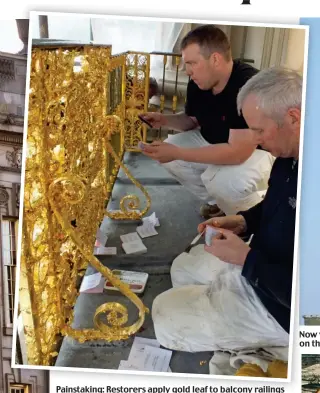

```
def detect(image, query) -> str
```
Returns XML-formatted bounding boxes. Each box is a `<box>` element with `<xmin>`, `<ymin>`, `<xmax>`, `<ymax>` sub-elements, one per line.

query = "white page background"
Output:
<box><xmin>3</xmin><ymin>0</ymin><xmax>316</xmax><ymax>391</ymax></box>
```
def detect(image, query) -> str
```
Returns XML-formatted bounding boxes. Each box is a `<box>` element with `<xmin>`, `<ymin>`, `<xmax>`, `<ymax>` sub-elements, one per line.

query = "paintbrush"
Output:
<box><xmin>185</xmin><ymin>230</ymin><xmax>205</xmax><ymax>253</ymax></box>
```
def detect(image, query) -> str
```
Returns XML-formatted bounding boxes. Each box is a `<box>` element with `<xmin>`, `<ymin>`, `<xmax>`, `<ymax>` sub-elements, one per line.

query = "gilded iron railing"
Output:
<box><xmin>148</xmin><ymin>52</ymin><xmax>188</xmax><ymax>140</ymax></box>
<box><xmin>150</xmin><ymin>52</ymin><xmax>184</xmax><ymax>115</ymax></box>
<box><xmin>19</xmin><ymin>43</ymin><xmax>150</xmax><ymax>366</ymax></box>
<box><xmin>104</xmin><ymin>52</ymin><xmax>151</xmax><ymax>219</ymax></box>
<box><xmin>122</xmin><ymin>51</ymin><xmax>189</xmax><ymax>147</ymax></box>
<box><xmin>18</xmin><ymin>44</ymin><xmax>193</xmax><ymax>366</ymax></box>
<box><xmin>18</xmin><ymin>42</ymin><xmax>254</xmax><ymax>366</ymax></box>
<box><xmin>124</xmin><ymin>51</ymin><xmax>150</xmax><ymax>150</ymax></box>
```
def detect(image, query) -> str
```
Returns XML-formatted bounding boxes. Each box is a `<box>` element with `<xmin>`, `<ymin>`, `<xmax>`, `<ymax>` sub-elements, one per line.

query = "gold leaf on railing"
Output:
<box><xmin>20</xmin><ymin>45</ymin><xmax>152</xmax><ymax>366</ymax></box>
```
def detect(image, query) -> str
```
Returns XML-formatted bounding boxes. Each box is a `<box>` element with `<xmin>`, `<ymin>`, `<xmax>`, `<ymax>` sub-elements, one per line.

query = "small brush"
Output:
<box><xmin>185</xmin><ymin>230</ymin><xmax>205</xmax><ymax>253</ymax></box>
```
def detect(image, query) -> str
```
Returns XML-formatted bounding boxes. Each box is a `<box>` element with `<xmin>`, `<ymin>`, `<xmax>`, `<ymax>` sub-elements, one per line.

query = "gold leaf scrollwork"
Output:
<box><xmin>48</xmin><ymin>176</ymin><xmax>149</xmax><ymax>342</ymax></box>
<box><xmin>104</xmin><ymin>115</ymin><xmax>151</xmax><ymax>220</ymax></box>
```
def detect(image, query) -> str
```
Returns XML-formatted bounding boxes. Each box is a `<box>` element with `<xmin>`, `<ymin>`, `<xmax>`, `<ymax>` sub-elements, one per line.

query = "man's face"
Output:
<box><xmin>182</xmin><ymin>43</ymin><xmax>218</xmax><ymax>90</ymax></box>
<box><xmin>242</xmin><ymin>94</ymin><xmax>300</xmax><ymax>158</ymax></box>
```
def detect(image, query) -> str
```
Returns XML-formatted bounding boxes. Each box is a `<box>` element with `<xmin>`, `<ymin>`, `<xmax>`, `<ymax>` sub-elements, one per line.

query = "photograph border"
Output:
<box><xmin>10</xmin><ymin>10</ymin><xmax>310</xmax><ymax>382</ymax></box>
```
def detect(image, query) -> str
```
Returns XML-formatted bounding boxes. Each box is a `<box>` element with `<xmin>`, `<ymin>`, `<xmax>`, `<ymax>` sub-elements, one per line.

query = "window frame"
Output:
<box><xmin>1</xmin><ymin>215</ymin><xmax>19</xmax><ymax>333</ymax></box>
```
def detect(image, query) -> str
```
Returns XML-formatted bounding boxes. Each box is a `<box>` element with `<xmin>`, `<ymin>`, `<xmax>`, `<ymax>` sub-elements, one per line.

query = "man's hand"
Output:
<box><xmin>140</xmin><ymin>141</ymin><xmax>180</xmax><ymax>163</ymax></box>
<box><xmin>204</xmin><ymin>228</ymin><xmax>250</xmax><ymax>266</ymax></box>
<box><xmin>140</xmin><ymin>112</ymin><xmax>167</xmax><ymax>128</ymax></box>
<box><xmin>198</xmin><ymin>215</ymin><xmax>247</xmax><ymax>235</ymax></box>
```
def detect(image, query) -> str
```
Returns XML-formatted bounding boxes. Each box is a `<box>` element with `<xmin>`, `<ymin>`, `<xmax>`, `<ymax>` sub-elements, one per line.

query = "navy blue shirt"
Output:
<box><xmin>239</xmin><ymin>157</ymin><xmax>298</xmax><ymax>333</ymax></box>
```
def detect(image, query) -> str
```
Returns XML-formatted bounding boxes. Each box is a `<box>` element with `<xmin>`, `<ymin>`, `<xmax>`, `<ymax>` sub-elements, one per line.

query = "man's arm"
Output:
<box><xmin>238</xmin><ymin>201</ymin><xmax>264</xmax><ymax>236</ymax></box>
<box><xmin>141</xmin><ymin>127</ymin><xmax>258</xmax><ymax>165</ymax></box>
<box><xmin>142</xmin><ymin>111</ymin><xmax>199</xmax><ymax>132</ymax></box>
<box><xmin>163</xmin><ymin>112</ymin><xmax>199</xmax><ymax>131</ymax></box>
<box><xmin>205</xmin><ymin>226</ymin><xmax>293</xmax><ymax>309</ymax></box>
<box><xmin>176</xmin><ymin>128</ymin><xmax>257</xmax><ymax>165</ymax></box>
<box><xmin>242</xmin><ymin>249</ymin><xmax>292</xmax><ymax>309</ymax></box>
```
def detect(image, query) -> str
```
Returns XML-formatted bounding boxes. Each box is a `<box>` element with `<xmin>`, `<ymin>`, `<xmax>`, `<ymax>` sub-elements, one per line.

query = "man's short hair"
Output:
<box><xmin>181</xmin><ymin>24</ymin><xmax>231</xmax><ymax>61</ymax></box>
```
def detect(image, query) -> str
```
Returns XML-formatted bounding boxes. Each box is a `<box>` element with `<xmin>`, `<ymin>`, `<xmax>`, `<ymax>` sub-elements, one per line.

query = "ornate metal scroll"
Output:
<box><xmin>48</xmin><ymin>175</ymin><xmax>148</xmax><ymax>343</ymax></box>
<box><xmin>148</xmin><ymin>52</ymin><xmax>186</xmax><ymax>139</ymax></box>
<box><xmin>104</xmin><ymin>115</ymin><xmax>151</xmax><ymax>220</ymax></box>
<box><xmin>104</xmin><ymin>54</ymin><xmax>151</xmax><ymax>219</ymax></box>
<box><xmin>124</xmin><ymin>52</ymin><xmax>150</xmax><ymax>150</ymax></box>
<box><xmin>20</xmin><ymin>44</ymin><xmax>150</xmax><ymax>366</ymax></box>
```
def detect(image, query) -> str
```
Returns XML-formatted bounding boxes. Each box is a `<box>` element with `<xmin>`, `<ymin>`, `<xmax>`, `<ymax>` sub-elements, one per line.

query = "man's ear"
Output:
<box><xmin>288</xmin><ymin>107</ymin><xmax>301</xmax><ymax>125</ymax></box>
<box><xmin>209</xmin><ymin>52</ymin><xmax>221</xmax><ymax>67</ymax></box>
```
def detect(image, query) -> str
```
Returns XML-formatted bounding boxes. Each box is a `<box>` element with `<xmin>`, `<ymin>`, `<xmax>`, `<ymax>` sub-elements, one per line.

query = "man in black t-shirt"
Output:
<box><xmin>140</xmin><ymin>25</ymin><xmax>274</xmax><ymax>217</ymax></box>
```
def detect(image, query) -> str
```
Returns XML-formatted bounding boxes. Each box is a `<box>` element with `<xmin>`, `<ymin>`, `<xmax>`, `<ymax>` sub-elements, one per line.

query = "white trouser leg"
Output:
<box><xmin>161</xmin><ymin>131</ymin><xmax>274</xmax><ymax>212</ymax></box>
<box><xmin>201</xmin><ymin>149</ymin><xmax>275</xmax><ymax>215</ymax></box>
<box><xmin>161</xmin><ymin>130</ymin><xmax>213</xmax><ymax>202</ymax></box>
<box><xmin>152</xmin><ymin>246</ymin><xmax>288</xmax><ymax>352</ymax></box>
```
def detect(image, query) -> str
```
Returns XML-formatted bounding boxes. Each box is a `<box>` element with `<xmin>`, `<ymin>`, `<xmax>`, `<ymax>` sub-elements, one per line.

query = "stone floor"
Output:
<box><xmin>55</xmin><ymin>152</ymin><xmax>214</xmax><ymax>374</ymax></box>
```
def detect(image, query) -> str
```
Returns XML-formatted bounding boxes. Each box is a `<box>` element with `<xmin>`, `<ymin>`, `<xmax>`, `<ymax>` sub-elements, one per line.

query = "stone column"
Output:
<box><xmin>39</xmin><ymin>15</ymin><xmax>49</xmax><ymax>38</ymax></box>
<box><xmin>15</xmin><ymin>19</ymin><xmax>29</xmax><ymax>55</ymax></box>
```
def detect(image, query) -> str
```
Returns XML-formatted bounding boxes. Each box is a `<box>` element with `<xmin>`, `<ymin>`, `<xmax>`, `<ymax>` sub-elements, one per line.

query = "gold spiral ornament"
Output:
<box><xmin>48</xmin><ymin>176</ymin><xmax>149</xmax><ymax>342</ymax></box>
<box><xmin>104</xmin><ymin>115</ymin><xmax>151</xmax><ymax>220</ymax></box>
